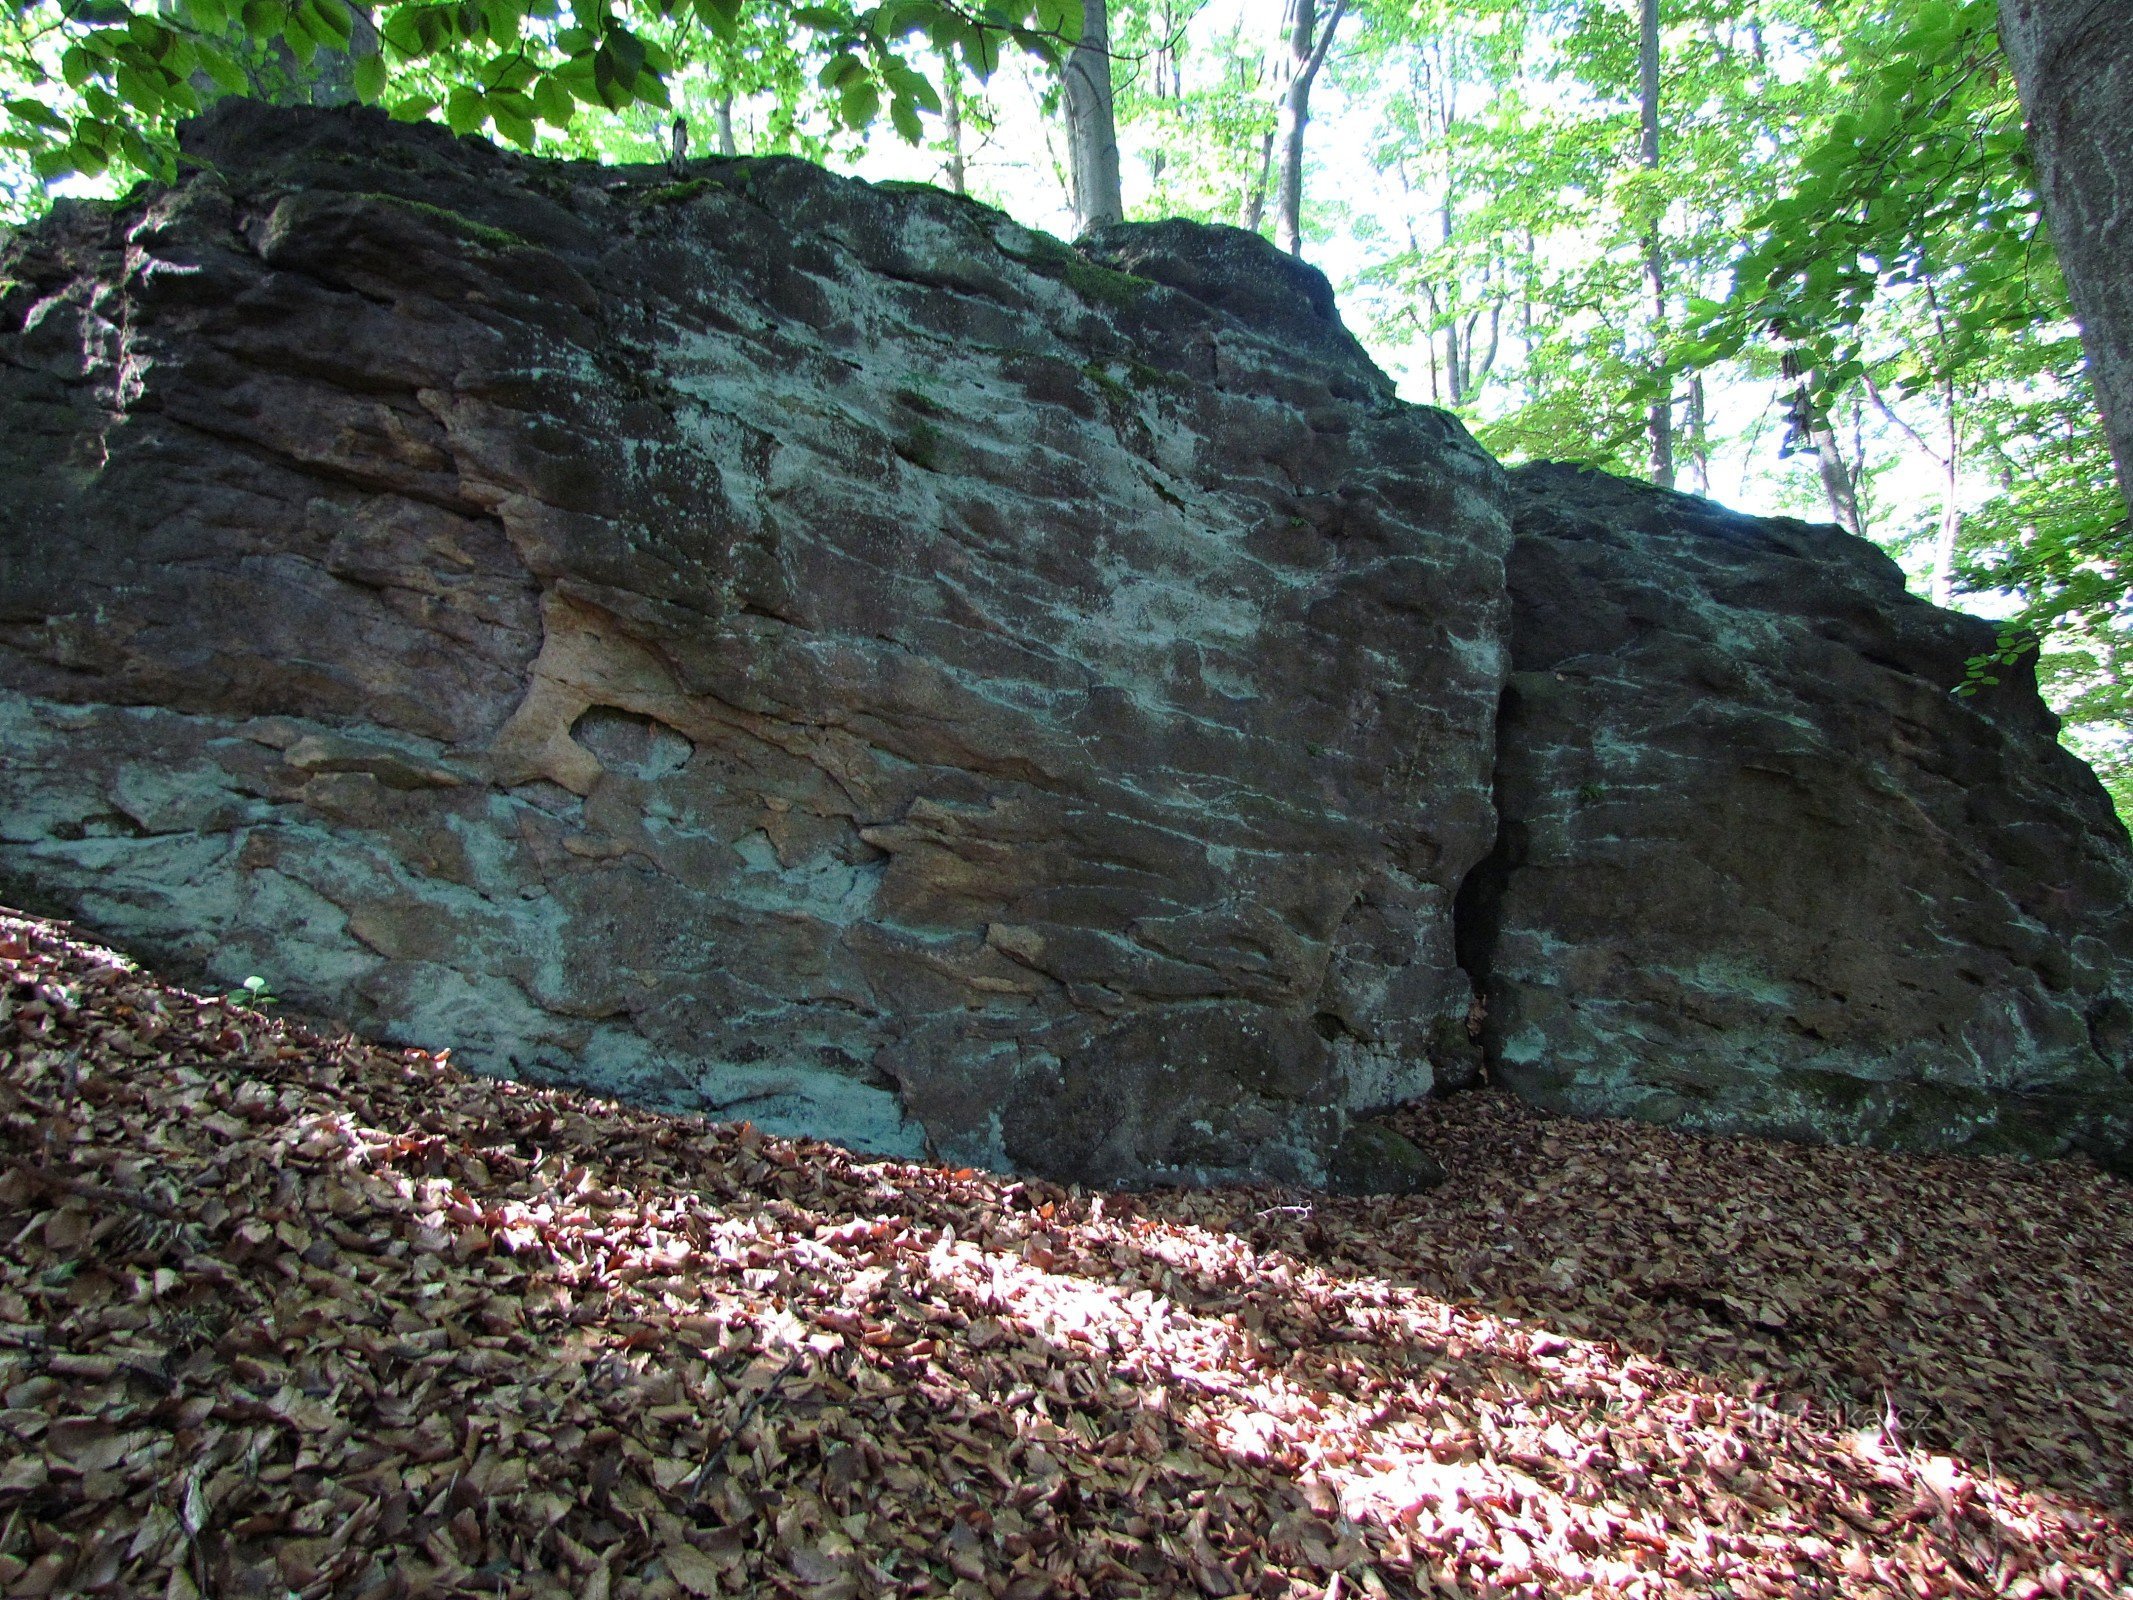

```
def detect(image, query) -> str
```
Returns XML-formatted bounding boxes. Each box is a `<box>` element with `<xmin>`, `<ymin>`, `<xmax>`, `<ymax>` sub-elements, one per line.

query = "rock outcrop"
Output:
<box><xmin>1467</xmin><ymin>465</ymin><xmax>2133</xmax><ymax>1164</ymax></box>
<box><xmin>5</xmin><ymin>106</ymin><xmax>2133</xmax><ymax>1185</ymax></box>
<box><xmin>0</xmin><ymin>102</ymin><xmax>1508</xmax><ymax>1188</ymax></box>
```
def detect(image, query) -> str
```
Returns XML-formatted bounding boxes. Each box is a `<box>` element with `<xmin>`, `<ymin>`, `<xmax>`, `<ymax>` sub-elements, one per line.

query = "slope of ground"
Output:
<box><xmin>0</xmin><ymin>906</ymin><xmax>2127</xmax><ymax>1600</ymax></box>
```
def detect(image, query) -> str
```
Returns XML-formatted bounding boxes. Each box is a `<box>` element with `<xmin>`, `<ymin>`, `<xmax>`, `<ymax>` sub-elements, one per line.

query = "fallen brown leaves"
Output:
<box><xmin>1</xmin><ymin>908</ymin><xmax>2128</xmax><ymax>1600</ymax></box>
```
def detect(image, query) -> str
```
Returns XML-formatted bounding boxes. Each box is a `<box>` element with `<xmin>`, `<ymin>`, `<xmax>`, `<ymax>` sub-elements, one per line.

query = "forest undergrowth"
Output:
<box><xmin>1</xmin><ymin>907</ymin><xmax>2128</xmax><ymax>1599</ymax></box>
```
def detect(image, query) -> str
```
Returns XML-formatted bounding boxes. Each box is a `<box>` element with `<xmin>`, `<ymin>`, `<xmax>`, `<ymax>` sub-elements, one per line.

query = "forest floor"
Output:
<box><xmin>1</xmin><ymin>907</ymin><xmax>2129</xmax><ymax>1600</ymax></box>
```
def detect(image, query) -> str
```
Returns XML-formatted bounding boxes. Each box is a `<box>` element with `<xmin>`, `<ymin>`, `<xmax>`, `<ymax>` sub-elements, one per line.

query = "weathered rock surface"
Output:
<box><xmin>7</xmin><ymin>105</ymin><xmax>2133</xmax><ymax>1184</ymax></box>
<box><xmin>0</xmin><ymin>102</ymin><xmax>1507</xmax><ymax>1187</ymax></box>
<box><xmin>1465</xmin><ymin>464</ymin><xmax>2133</xmax><ymax>1164</ymax></box>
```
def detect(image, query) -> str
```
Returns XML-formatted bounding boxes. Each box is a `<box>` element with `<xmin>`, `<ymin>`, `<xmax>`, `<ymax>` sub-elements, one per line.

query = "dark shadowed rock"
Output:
<box><xmin>1469</xmin><ymin>464</ymin><xmax>2133</xmax><ymax>1166</ymax></box>
<box><xmin>0</xmin><ymin>101</ymin><xmax>1509</xmax><ymax>1187</ymax></box>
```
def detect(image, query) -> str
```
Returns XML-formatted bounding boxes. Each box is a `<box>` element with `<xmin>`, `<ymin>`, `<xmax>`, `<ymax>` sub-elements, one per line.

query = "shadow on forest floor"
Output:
<box><xmin>2</xmin><ymin>906</ymin><xmax>2128</xmax><ymax>1599</ymax></box>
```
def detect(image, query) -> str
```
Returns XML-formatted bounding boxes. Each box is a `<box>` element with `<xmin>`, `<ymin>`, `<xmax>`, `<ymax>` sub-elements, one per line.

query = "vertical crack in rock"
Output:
<box><xmin>1447</xmin><ymin>686</ymin><xmax>1517</xmax><ymax>1096</ymax></box>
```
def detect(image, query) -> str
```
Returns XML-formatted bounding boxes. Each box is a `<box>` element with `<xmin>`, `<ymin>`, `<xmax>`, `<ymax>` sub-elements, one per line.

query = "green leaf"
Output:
<box><xmin>837</xmin><ymin>75</ymin><xmax>877</xmax><ymax>129</ymax></box>
<box><xmin>199</xmin><ymin>45</ymin><xmax>250</xmax><ymax>94</ymax></box>
<box><xmin>240</xmin><ymin>0</ymin><xmax>287</xmax><ymax>36</ymax></box>
<box><xmin>490</xmin><ymin>53</ymin><xmax>538</xmax><ymax>91</ymax></box>
<box><xmin>531</xmin><ymin>74</ymin><xmax>575</xmax><ymax>124</ymax></box>
<box><xmin>603</xmin><ymin>24</ymin><xmax>645</xmax><ymax>78</ymax></box>
<box><xmin>380</xmin><ymin>9</ymin><xmax>425</xmax><ymax>55</ymax></box>
<box><xmin>1032</xmin><ymin>0</ymin><xmax>1079</xmax><ymax>42</ymax></box>
<box><xmin>353</xmin><ymin>51</ymin><xmax>388</xmax><ymax>102</ymax></box>
<box><xmin>445</xmin><ymin>84</ymin><xmax>486</xmax><ymax>133</ymax></box>
<box><xmin>881</xmin><ymin>58</ymin><xmax>940</xmax><ymax>113</ymax></box>
<box><xmin>308</xmin><ymin>0</ymin><xmax>356</xmax><ymax>48</ymax></box>
<box><xmin>693</xmin><ymin>0</ymin><xmax>739</xmax><ymax>40</ymax></box>
<box><xmin>480</xmin><ymin>0</ymin><xmax>525</xmax><ymax>43</ymax></box>
<box><xmin>4</xmin><ymin>98</ymin><xmax>70</xmax><ymax>133</ymax></box>
<box><xmin>388</xmin><ymin>94</ymin><xmax>437</xmax><ymax>121</ymax></box>
<box><xmin>888</xmin><ymin>93</ymin><xmax>921</xmax><ymax>143</ymax></box>
<box><xmin>492</xmin><ymin>105</ymin><xmax>535</xmax><ymax>146</ymax></box>
<box><xmin>113</xmin><ymin>64</ymin><xmax>161</xmax><ymax>115</ymax></box>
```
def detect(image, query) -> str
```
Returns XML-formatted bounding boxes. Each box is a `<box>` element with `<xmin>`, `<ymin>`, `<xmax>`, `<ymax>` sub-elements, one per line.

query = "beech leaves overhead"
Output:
<box><xmin>0</xmin><ymin>0</ymin><xmax>1079</xmax><ymax>181</ymax></box>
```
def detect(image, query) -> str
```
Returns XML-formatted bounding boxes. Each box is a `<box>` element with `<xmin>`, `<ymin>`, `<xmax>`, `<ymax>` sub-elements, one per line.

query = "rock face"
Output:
<box><xmin>6</xmin><ymin>106</ymin><xmax>2133</xmax><ymax>1185</ymax></box>
<box><xmin>0</xmin><ymin>102</ymin><xmax>1508</xmax><ymax>1188</ymax></box>
<box><xmin>1466</xmin><ymin>465</ymin><xmax>2133</xmax><ymax>1164</ymax></box>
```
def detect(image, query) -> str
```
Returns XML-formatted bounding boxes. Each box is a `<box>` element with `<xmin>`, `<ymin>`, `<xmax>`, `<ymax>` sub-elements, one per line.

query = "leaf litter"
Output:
<box><xmin>0</xmin><ymin>907</ymin><xmax>2127</xmax><ymax>1599</ymax></box>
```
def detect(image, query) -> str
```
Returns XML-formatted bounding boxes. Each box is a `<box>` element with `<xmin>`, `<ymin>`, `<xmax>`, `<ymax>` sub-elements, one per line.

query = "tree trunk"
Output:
<box><xmin>1685</xmin><ymin>372</ymin><xmax>1711</xmax><ymax>495</ymax></box>
<box><xmin>713</xmin><ymin>94</ymin><xmax>738</xmax><ymax>157</ymax></box>
<box><xmin>1810</xmin><ymin>414</ymin><xmax>1865</xmax><ymax>538</ymax></box>
<box><xmin>1271</xmin><ymin>0</ymin><xmax>1345</xmax><ymax>258</ymax></box>
<box><xmin>1930</xmin><ymin>383</ymin><xmax>1963</xmax><ymax>604</ymax></box>
<box><xmin>1242</xmin><ymin>128</ymin><xmax>1275</xmax><ymax>229</ymax></box>
<box><xmin>939</xmin><ymin>52</ymin><xmax>965</xmax><ymax>195</ymax></box>
<box><xmin>2000</xmin><ymin>0</ymin><xmax>2133</xmax><ymax>513</ymax></box>
<box><xmin>1795</xmin><ymin>383</ymin><xmax>1865</xmax><ymax>537</ymax></box>
<box><xmin>1639</xmin><ymin>0</ymin><xmax>1674</xmax><ymax>488</ymax></box>
<box><xmin>1063</xmin><ymin>0</ymin><xmax>1124</xmax><ymax>233</ymax></box>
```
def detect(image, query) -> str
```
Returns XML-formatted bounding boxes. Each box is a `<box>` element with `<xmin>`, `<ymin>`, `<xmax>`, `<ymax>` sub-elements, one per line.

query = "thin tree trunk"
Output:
<box><xmin>1685</xmin><ymin>373</ymin><xmax>1711</xmax><ymax>495</ymax></box>
<box><xmin>1474</xmin><ymin>302</ymin><xmax>1502</xmax><ymax>395</ymax></box>
<box><xmin>1931</xmin><ymin>381</ymin><xmax>1963</xmax><ymax>604</ymax></box>
<box><xmin>1805</xmin><ymin>396</ymin><xmax>1864</xmax><ymax>538</ymax></box>
<box><xmin>1243</xmin><ymin>128</ymin><xmax>1276</xmax><ymax>229</ymax></box>
<box><xmin>1869</xmin><ymin>374</ymin><xmax>1964</xmax><ymax>601</ymax></box>
<box><xmin>1063</xmin><ymin>0</ymin><xmax>1124</xmax><ymax>232</ymax></box>
<box><xmin>2000</xmin><ymin>0</ymin><xmax>2133</xmax><ymax>513</ymax></box>
<box><xmin>939</xmin><ymin>51</ymin><xmax>965</xmax><ymax>194</ymax></box>
<box><xmin>1520</xmin><ymin>228</ymin><xmax>1535</xmax><ymax>362</ymax></box>
<box><xmin>1639</xmin><ymin>0</ymin><xmax>1674</xmax><ymax>488</ymax></box>
<box><xmin>1272</xmin><ymin>0</ymin><xmax>1346</xmax><ymax>258</ymax></box>
<box><xmin>713</xmin><ymin>94</ymin><xmax>738</xmax><ymax>157</ymax></box>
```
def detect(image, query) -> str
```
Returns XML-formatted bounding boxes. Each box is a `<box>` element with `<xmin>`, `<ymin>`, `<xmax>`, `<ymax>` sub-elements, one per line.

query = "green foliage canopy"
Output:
<box><xmin>0</xmin><ymin>0</ymin><xmax>1079</xmax><ymax>185</ymax></box>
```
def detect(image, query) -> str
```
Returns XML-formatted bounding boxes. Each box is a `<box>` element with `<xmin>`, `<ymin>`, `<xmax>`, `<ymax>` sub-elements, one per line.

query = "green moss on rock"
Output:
<box><xmin>1327</xmin><ymin>1120</ymin><xmax>1445</xmax><ymax>1196</ymax></box>
<box><xmin>363</xmin><ymin>193</ymin><xmax>530</xmax><ymax>252</ymax></box>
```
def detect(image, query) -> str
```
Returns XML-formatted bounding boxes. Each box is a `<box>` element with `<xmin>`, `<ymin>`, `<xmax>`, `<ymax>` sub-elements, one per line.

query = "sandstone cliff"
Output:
<box><xmin>2</xmin><ymin>102</ymin><xmax>2128</xmax><ymax>1184</ymax></box>
<box><xmin>0</xmin><ymin>102</ymin><xmax>1506</xmax><ymax>1189</ymax></box>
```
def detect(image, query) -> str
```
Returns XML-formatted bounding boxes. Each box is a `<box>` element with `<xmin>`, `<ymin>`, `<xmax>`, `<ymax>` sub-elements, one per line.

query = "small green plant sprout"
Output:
<box><xmin>227</xmin><ymin>975</ymin><xmax>278</xmax><ymax>1010</ymax></box>
<box><xmin>1953</xmin><ymin>623</ymin><xmax>2038</xmax><ymax>696</ymax></box>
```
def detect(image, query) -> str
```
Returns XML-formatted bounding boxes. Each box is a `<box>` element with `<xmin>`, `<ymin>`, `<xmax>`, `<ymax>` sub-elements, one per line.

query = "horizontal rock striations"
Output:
<box><xmin>0</xmin><ymin>101</ymin><xmax>1509</xmax><ymax>1187</ymax></box>
<box><xmin>1467</xmin><ymin>464</ymin><xmax>2133</xmax><ymax>1167</ymax></box>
